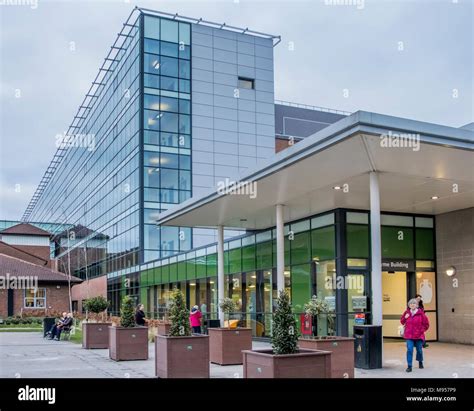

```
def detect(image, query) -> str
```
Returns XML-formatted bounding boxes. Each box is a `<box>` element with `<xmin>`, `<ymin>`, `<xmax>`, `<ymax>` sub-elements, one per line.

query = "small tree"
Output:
<box><xmin>272</xmin><ymin>290</ymin><xmax>298</xmax><ymax>355</ymax></box>
<box><xmin>83</xmin><ymin>296</ymin><xmax>109</xmax><ymax>322</ymax></box>
<box><xmin>304</xmin><ymin>295</ymin><xmax>334</xmax><ymax>336</ymax></box>
<box><xmin>219</xmin><ymin>297</ymin><xmax>236</xmax><ymax>329</ymax></box>
<box><xmin>120</xmin><ymin>295</ymin><xmax>136</xmax><ymax>328</ymax></box>
<box><xmin>168</xmin><ymin>288</ymin><xmax>191</xmax><ymax>337</ymax></box>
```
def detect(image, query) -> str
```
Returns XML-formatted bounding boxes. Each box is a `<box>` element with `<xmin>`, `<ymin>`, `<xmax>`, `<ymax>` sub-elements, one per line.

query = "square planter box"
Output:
<box><xmin>242</xmin><ymin>348</ymin><xmax>332</xmax><ymax>378</ymax></box>
<box><xmin>209</xmin><ymin>328</ymin><xmax>252</xmax><ymax>365</ymax></box>
<box><xmin>298</xmin><ymin>336</ymin><xmax>355</xmax><ymax>378</ymax></box>
<box><xmin>109</xmin><ymin>326</ymin><xmax>149</xmax><ymax>361</ymax></box>
<box><xmin>155</xmin><ymin>334</ymin><xmax>209</xmax><ymax>378</ymax></box>
<box><xmin>156</xmin><ymin>323</ymin><xmax>171</xmax><ymax>336</ymax></box>
<box><xmin>82</xmin><ymin>322</ymin><xmax>111</xmax><ymax>349</ymax></box>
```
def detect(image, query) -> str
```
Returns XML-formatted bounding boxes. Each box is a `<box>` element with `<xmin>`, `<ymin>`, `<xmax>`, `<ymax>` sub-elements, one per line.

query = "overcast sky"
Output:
<box><xmin>0</xmin><ymin>0</ymin><xmax>472</xmax><ymax>220</ymax></box>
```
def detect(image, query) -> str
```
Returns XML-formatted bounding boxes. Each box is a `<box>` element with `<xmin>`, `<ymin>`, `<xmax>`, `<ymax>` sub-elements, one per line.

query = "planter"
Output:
<box><xmin>155</xmin><ymin>334</ymin><xmax>209</xmax><ymax>378</ymax></box>
<box><xmin>156</xmin><ymin>323</ymin><xmax>171</xmax><ymax>336</ymax></box>
<box><xmin>109</xmin><ymin>326</ymin><xmax>148</xmax><ymax>361</ymax></box>
<box><xmin>209</xmin><ymin>328</ymin><xmax>252</xmax><ymax>365</ymax></box>
<box><xmin>82</xmin><ymin>322</ymin><xmax>111</xmax><ymax>349</ymax></box>
<box><xmin>242</xmin><ymin>348</ymin><xmax>332</xmax><ymax>378</ymax></box>
<box><xmin>298</xmin><ymin>336</ymin><xmax>355</xmax><ymax>378</ymax></box>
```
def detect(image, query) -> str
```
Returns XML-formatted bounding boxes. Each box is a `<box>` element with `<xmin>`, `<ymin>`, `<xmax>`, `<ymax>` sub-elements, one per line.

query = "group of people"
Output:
<box><xmin>47</xmin><ymin>312</ymin><xmax>73</xmax><ymax>341</ymax></box>
<box><xmin>134</xmin><ymin>303</ymin><xmax>203</xmax><ymax>333</ymax></box>
<box><xmin>400</xmin><ymin>294</ymin><xmax>430</xmax><ymax>372</ymax></box>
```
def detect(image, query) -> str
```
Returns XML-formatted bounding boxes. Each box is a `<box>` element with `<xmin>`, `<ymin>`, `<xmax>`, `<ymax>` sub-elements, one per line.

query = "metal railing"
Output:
<box><xmin>275</xmin><ymin>99</ymin><xmax>352</xmax><ymax>116</ymax></box>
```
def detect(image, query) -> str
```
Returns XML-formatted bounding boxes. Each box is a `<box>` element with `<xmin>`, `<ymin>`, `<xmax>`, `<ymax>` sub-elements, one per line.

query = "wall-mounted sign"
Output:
<box><xmin>382</xmin><ymin>259</ymin><xmax>415</xmax><ymax>271</ymax></box>
<box><xmin>354</xmin><ymin>313</ymin><xmax>366</xmax><ymax>325</ymax></box>
<box><xmin>352</xmin><ymin>295</ymin><xmax>367</xmax><ymax>310</ymax></box>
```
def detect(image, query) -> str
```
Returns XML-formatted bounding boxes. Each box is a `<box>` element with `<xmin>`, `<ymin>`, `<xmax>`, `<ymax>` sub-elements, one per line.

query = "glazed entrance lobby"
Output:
<box><xmin>109</xmin><ymin>111</ymin><xmax>473</xmax><ymax>344</ymax></box>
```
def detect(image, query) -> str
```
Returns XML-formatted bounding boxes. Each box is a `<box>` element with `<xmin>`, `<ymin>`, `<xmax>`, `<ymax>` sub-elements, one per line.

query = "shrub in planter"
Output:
<box><xmin>155</xmin><ymin>288</ymin><xmax>209</xmax><ymax>378</ymax></box>
<box><xmin>299</xmin><ymin>296</ymin><xmax>354</xmax><ymax>378</ymax></box>
<box><xmin>242</xmin><ymin>290</ymin><xmax>332</xmax><ymax>378</ymax></box>
<box><xmin>209</xmin><ymin>298</ymin><xmax>252</xmax><ymax>365</ymax></box>
<box><xmin>83</xmin><ymin>296</ymin><xmax>111</xmax><ymax>349</ymax></box>
<box><xmin>109</xmin><ymin>295</ymin><xmax>148</xmax><ymax>361</ymax></box>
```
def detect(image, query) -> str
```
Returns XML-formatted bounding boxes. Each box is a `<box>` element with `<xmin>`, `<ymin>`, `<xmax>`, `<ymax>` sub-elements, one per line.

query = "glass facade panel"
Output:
<box><xmin>346</xmin><ymin>224</ymin><xmax>369</xmax><ymax>258</ymax></box>
<box><xmin>311</xmin><ymin>226</ymin><xmax>335</xmax><ymax>261</ymax></box>
<box><xmin>382</xmin><ymin>227</ymin><xmax>414</xmax><ymax>258</ymax></box>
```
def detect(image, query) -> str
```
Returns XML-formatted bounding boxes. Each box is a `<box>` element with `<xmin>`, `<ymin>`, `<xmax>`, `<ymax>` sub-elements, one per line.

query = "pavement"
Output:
<box><xmin>0</xmin><ymin>332</ymin><xmax>472</xmax><ymax>378</ymax></box>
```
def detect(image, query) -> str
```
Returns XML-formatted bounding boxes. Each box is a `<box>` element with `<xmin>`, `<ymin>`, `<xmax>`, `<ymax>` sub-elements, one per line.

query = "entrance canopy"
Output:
<box><xmin>158</xmin><ymin>111</ymin><xmax>474</xmax><ymax>230</ymax></box>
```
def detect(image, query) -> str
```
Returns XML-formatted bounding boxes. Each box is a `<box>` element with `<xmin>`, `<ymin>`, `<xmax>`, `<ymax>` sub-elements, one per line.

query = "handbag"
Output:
<box><xmin>398</xmin><ymin>324</ymin><xmax>405</xmax><ymax>337</ymax></box>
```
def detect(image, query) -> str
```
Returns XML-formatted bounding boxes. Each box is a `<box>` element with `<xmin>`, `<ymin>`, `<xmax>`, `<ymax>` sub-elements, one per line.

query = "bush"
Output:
<box><xmin>83</xmin><ymin>296</ymin><xmax>109</xmax><ymax>314</ymax></box>
<box><xmin>219</xmin><ymin>297</ymin><xmax>236</xmax><ymax>329</ymax></box>
<box><xmin>272</xmin><ymin>290</ymin><xmax>299</xmax><ymax>355</ymax></box>
<box><xmin>120</xmin><ymin>295</ymin><xmax>136</xmax><ymax>328</ymax></box>
<box><xmin>168</xmin><ymin>288</ymin><xmax>191</xmax><ymax>337</ymax></box>
<box><xmin>11</xmin><ymin>317</ymin><xmax>20</xmax><ymax>325</ymax></box>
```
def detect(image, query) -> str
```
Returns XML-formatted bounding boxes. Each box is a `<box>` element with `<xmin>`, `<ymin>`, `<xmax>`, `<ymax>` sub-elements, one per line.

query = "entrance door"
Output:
<box><xmin>382</xmin><ymin>271</ymin><xmax>407</xmax><ymax>337</ymax></box>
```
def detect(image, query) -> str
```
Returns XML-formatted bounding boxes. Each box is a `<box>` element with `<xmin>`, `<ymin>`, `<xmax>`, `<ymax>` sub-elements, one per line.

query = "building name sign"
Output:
<box><xmin>382</xmin><ymin>259</ymin><xmax>414</xmax><ymax>271</ymax></box>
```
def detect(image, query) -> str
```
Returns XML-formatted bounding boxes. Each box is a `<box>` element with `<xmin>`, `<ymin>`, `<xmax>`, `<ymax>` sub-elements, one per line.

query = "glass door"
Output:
<box><xmin>382</xmin><ymin>271</ymin><xmax>407</xmax><ymax>337</ymax></box>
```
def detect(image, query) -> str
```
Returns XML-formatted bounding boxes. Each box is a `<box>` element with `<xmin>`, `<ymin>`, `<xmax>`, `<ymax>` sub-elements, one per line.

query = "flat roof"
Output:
<box><xmin>158</xmin><ymin>111</ymin><xmax>474</xmax><ymax>229</ymax></box>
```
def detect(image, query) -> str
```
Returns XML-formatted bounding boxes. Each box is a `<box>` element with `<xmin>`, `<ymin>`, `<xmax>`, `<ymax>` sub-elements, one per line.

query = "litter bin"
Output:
<box><xmin>43</xmin><ymin>317</ymin><xmax>56</xmax><ymax>337</ymax></box>
<box><xmin>204</xmin><ymin>319</ymin><xmax>221</xmax><ymax>334</ymax></box>
<box><xmin>353</xmin><ymin>325</ymin><xmax>382</xmax><ymax>369</ymax></box>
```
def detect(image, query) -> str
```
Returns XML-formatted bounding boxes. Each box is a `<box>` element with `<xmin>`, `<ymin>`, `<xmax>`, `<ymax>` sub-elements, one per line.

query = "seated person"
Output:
<box><xmin>47</xmin><ymin>312</ymin><xmax>67</xmax><ymax>340</ymax></box>
<box><xmin>49</xmin><ymin>313</ymin><xmax>73</xmax><ymax>341</ymax></box>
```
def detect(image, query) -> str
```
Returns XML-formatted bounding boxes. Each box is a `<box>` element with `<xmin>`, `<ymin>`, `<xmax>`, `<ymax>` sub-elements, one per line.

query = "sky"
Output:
<box><xmin>0</xmin><ymin>0</ymin><xmax>472</xmax><ymax>220</ymax></box>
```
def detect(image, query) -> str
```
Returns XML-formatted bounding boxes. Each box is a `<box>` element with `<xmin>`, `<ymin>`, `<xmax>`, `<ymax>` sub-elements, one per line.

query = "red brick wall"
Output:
<box><xmin>71</xmin><ymin>276</ymin><xmax>107</xmax><ymax>313</ymax></box>
<box><xmin>0</xmin><ymin>285</ymin><xmax>71</xmax><ymax>318</ymax></box>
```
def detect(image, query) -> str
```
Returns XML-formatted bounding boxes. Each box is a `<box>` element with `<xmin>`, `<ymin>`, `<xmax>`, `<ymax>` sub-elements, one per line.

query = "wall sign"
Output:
<box><xmin>382</xmin><ymin>259</ymin><xmax>415</xmax><ymax>271</ymax></box>
<box><xmin>352</xmin><ymin>296</ymin><xmax>367</xmax><ymax>310</ymax></box>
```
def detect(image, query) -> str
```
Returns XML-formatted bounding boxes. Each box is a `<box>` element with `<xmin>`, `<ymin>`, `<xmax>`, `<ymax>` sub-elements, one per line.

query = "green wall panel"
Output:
<box><xmin>382</xmin><ymin>227</ymin><xmax>414</xmax><ymax>259</ymax></box>
<box><xmin>416</xmin><ymin>228</ymin><xmax>434</xmax><ymax>260</ymax></box>
<box><xmin>346</xmin><ymin>224</ymin><xmax>369</xmax><ymax>257</ymax></box>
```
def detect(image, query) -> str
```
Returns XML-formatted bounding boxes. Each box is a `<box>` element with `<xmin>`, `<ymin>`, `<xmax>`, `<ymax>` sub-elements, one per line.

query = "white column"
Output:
<box><xmin>276</xmin><ymin>204</ymin><xmax>285</xmax><ymax>292</ymax></box>
<box><xmin>217</xmin><ymin>225</ymin><xmax>225</xmax><ymax>326</ymax></box>
<box><xmin>370</xmin><ymin>172</ymin><xmax>383</xmax><ymax>326</ymax></box>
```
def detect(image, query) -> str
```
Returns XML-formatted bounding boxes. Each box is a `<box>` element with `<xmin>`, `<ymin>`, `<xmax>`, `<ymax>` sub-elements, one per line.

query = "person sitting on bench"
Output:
<box><xmin>49</xmin><ymin>312</ymin><xmax>73</xmax><ymax>341</ymax></box>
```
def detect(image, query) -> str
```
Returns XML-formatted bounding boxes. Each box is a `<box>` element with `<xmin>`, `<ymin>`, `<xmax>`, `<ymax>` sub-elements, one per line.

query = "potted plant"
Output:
<box><xmin>208</xmin><ymin>297</ymin><xmax>252</xmax><ymax>365</ymax></box>
<box><xmin>242</xmin><ymin>290</ymin><xmax>332</xmax><ymax>378</ymax></box>
<box><xmin>155</xmin><ymin>289</ymin><xmax>209</xmax><ymax>378</ymax></box>
<box><xmin>298</xmin><ymin>295</ymin><xmax>354</xmax><ymax>378</ymax></box>
<box><xmin>109</xmin><ymin>295</ymin><xmax>148</xmax><ymax>361</ymax></box>
<box><xmin>82</xmin><ymin>296</ymin><xmax>111</xmax><ymax>349</ymax></box>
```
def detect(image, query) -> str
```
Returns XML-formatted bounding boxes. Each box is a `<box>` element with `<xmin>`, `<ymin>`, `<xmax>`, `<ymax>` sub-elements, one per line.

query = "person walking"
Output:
<box><xmin>400</xmin><ymin>298</ymin><xmax>429</xmax><ymax>372</ymax></box>
<box><xmin>189</xmin><ymin>305</ymin><xmax>202</xmax><ymax>334</ymax></box>
<box><xmin>415</xmin><ymin>294</ymin><xmax>429</xmax><ymax>348</ymax></box>
<box><xmin>135</xmin><ymin>304</ymin><xmax>146</xmax><ymax>326</ymax></box>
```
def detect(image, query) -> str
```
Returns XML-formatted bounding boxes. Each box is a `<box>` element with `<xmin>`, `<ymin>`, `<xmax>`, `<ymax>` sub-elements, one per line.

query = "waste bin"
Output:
<box><xmin>353</xmin><ymin>325</ymin><xmax>382</xmax><ymax>369</ymax></box>
<box><xmin>204</xmin><ymin>319</ymin><xmax>221</xmax><ymax>334</ymax></box>
<box><xmin>43</xmin><ymin>317</ymin><xmax>56</xmax><ymax>337</ymax></box>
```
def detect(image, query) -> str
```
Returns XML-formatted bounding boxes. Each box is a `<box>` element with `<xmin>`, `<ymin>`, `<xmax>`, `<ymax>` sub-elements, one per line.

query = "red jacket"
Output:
<box><xmin>189</xmin><ymin>310</ymin><xmax>202</xmax><ymax>327</ymax></box>
<box><xmin>400</xmin><ymin>308</ymin><xmax>429</xmax><ymax>340</ymax></box>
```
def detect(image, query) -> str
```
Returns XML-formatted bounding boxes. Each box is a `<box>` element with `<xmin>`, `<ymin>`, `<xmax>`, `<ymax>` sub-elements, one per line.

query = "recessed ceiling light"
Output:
<box><xmin>431</xmin><ymin>196</ymin><xmax>439</xmax><ymax>200</ymax></box>
<box><xmin>333</xmin><ymin>186</ymin><xmax>342</xmax><ymax>190</ymax></box>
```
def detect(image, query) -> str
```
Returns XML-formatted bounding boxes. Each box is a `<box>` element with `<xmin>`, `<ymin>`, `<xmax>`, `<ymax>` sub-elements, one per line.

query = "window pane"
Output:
<box><xmin>160</xmin><ymin>96</ymin><xmax>179</xmax><ymax>113</ymax></box>
<box><xmin>144</xmin><ymin>167</ymin><xmax>160</xmax><ymax>187</ymax></box>
<box><xmin>179</xmin><ymin>59</ymin><xmax>190</xmax><ymax>79</ymax></box>
<box><xmin>179</xmin><ymin>99</ymin><xmax>190</xmax><ymax>114</ymax></box>
<box><xmin>179</xmin><ymin>22</ymin><xmax>190</xmax><ymax>45</ymax></box>
<box><xmin>161</xmin><ymin>169</ymin><xmax>179</xmax><ymax>189</ymax></box>
<box><xmin>161</xmin><ymin>19</ymin><xmax>179</xmax><ymax>43</ymax></box>
<box><xmin>144</xmin><ymin>73</ymin><xmax>160</xmax><ymax>89</ymax></box>
<box><xmin>311</xmin><ymin>226</ymin><xmax>335</xmax><ymax>261</ymax></box>
<box><xmin>145</xmin><ymin>224</ymin><xmax>160</xmax><ymax>249</ymax></box>
<box><xmin>179</xmin><ymin>79</ymin><xmax>190</xmax><ymax>93</ymax></box>
<box><xmin>144</xmin><ymin>94</ymin><xmax>161</xmax><ymax>111</ymax></box>
<box><xmin>161</xmin><ymin>76</ymin><xmax>178</xmax><ymax>92</ymax></box>
<box><xmin>160</xmin><ymin>189</ymin><xmax>179</xmax><ymax>203</ymax></box>
<box><xmin>179</xmin><ymin>114</ymin><xmax>190</xmax><ymax>134</ymax></box>
<box><xmin>144</xmin><ymin>110</ymin><xmax>160</xmax><ymax>131</ymax></box>
<box><xmin>382</xmin><ymin>227</ymin><xmax>414</xmax><ymax>258</ymax></box>
<box><xmin>238</xmin><ymin>77</ymin><xmax>254</xmax><ymax>89</ymax></box>
<box><xmin>161</xmin><ymin>226</ymin><xmax>179</xmax><ymax>252</ymax></box>
<box><xmin>144</xmin><ymin>54</ymin><xmax>162</xmax><ymax>74</ymax></box>
<box><xmin>144</xmin><ymin>38</ymin><xmax>160</xmax><ymax>54</ymax></box>
<box><xmin>179</xmin><ymin>45</ymin><xmax>190</xmax><ymax>60</ymax></box>
<box><xmin>346</xmin><ymin>224</ymin><xmax>369</xmax><ymax>258</ymax></box>
<box><xmin>160</xmin><ymin>112</ymin><xmax>178</xmax><ymax>132</ymax></box>
<box><xmin>144</xmin><ymin>152</ymin><xmax>161</xmax><ymax>167</ymax></box>
<box><xmin>160</xmin><ymin>56</ymin><xmax>179</xmax><ymax>78</ymax></box>
<box><xmin>161</xmin><ymin>41</ymin><xmax>179</xmax><ymax>57</ymax></box>
<box><xmin>179</xmin><ymin>170</ymin><xmax>191</xmax><ymax>190</ymax></box>
<box><xmin>291</xmin><ymin>264</ymin><xmax>311</xmax><ymax>314</ymax></box>
<box><xmin>416</xmin><ymin>229</ymin><xmax>434</xmax><ymax>259</ymax></box>
<box><xmin>160</xmin><ymin>153</ymin><xmax>179</xmax><ymax>169</ymax></box>
<box><xmin>179</xmin><ymin>155</ymin><xmax>191</xmax><ymax>170</ymax></box>
<box><xmin>144</xmin><ymin>15</ymin><xmax>160</xmax><ymax>39</ymax></box>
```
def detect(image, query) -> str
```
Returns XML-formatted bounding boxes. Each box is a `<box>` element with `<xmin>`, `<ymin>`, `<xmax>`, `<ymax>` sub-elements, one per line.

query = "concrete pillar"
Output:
<box><xmin>370</xmin><ymin>172</ymin><xmax>383</xmax><ymax>326</ymax></box>
<box><xmin>276</xmin><ymin>204</ymin><xmax>285</xmax><ymax>292</ymax></box>
<box><xmin>217</xmin><ymin>225</ymin><xmax>225</xmax><ymax>326</ymax></box>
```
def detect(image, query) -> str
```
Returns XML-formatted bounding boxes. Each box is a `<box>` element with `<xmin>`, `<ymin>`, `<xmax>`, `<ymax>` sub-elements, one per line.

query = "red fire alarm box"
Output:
<box><xmin>300</xmin><ymin>314</ymin><xmax>313</xmax><ymax>335</ymax></box>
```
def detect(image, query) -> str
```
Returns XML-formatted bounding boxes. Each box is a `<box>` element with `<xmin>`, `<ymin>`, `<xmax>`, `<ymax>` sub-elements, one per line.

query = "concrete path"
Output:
<box><xmin>0</xmin><ymin>332</ymin><xmax>472</xmax><ymax>378</ymax></box>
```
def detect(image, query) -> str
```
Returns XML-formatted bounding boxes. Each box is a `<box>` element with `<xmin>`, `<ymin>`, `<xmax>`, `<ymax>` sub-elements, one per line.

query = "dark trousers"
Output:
<box><xmin>192</xmin><ymin>326</ymin><xmax>201</xmax><ymax>334</ymax></box>
<box><xmin>49</xmin><ymin>324</ymin><xmax>63</xmax><ymax>339</ymax></box>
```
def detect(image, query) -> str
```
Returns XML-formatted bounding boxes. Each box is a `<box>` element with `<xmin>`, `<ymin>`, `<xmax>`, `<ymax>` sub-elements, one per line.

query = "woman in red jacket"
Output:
<box><xmin>400</xmin><ymin>298</ymin><xmax>430</xmax><ymax>372</ymax></box>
